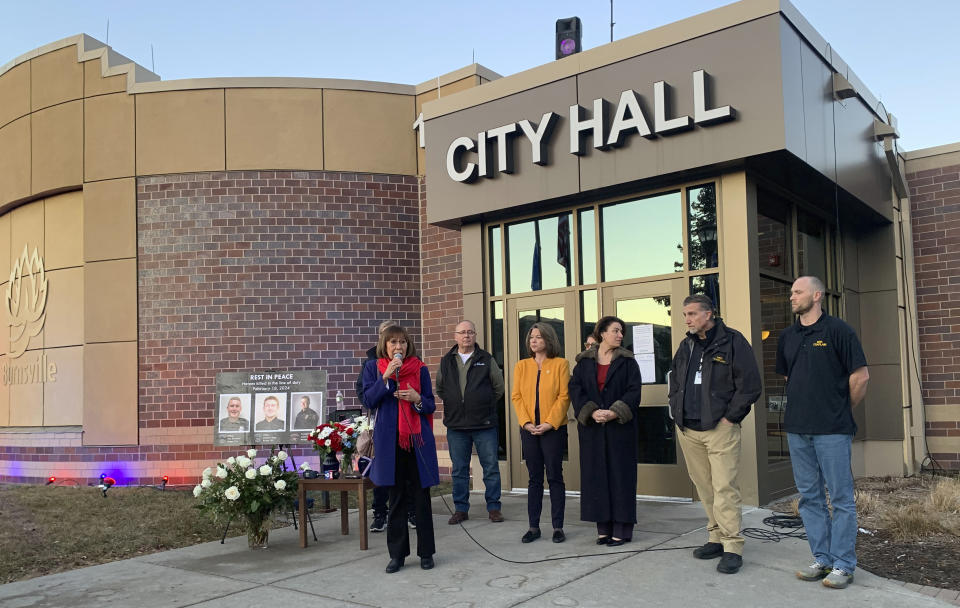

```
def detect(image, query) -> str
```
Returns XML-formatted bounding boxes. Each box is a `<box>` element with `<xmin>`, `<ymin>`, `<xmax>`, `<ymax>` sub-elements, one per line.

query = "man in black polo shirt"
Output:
<box><xmin>776</xmin><ymin>276</ymin><xmax>869</xmax><ymax>590</ymax></box>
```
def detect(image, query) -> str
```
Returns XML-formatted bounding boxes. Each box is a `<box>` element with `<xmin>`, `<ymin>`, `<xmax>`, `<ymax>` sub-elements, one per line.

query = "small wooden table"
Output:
<box><xmin>298</xmin><ymin>477</ymin><xmax>375</xmax><ymax>550</ymax></box>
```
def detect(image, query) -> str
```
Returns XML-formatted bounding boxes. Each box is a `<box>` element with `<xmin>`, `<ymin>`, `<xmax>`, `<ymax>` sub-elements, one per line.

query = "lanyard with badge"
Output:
<box><xmin>694</xmin><ymin>351</ymin><xmax>704</xmax><ymax>385</ymax></box>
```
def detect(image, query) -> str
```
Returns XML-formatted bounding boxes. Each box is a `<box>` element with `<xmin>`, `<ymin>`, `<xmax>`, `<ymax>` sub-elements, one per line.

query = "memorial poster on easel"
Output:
<box><xmin>213</xmin><ymin>370</ymin><xmax>327</xmax><ymax>446</ymax></box>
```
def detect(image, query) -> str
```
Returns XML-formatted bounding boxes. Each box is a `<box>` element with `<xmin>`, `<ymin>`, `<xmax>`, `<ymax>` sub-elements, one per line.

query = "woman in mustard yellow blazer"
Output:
<box><xmin>511</xmin><ymin>322</ymin><xmax>570</xmax><ymax>543</ymax></box>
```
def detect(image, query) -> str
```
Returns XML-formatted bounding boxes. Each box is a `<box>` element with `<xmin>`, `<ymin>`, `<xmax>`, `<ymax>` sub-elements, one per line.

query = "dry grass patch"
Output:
<box><xmin>0</xmin><ymin>485</ymin><xmax>255</xmax><ymax>583</ymax></box>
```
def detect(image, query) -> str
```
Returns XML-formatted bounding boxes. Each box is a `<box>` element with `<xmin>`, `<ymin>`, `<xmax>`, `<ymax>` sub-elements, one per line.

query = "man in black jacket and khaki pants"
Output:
<box><xmin>669</xmin><ymin>295</ymin><xmax>762</xmax><ymax>575</ymax></box>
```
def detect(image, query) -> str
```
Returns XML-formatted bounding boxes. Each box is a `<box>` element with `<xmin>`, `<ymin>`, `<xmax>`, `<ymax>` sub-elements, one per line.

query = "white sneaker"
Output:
<box><xmin>795</xmin><ymin>561</ymin><xmax>832</xmax><ymax>581</ymax></box>
<box><xmin>822</xmin><ymin>568</ymin><xmax>854</xmax><ymax>589</ymax></box>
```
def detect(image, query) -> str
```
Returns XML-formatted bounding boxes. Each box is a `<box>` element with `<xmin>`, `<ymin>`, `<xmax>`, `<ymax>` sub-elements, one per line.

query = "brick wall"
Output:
<box><xmin>138</xmin><ymin>170</ymin><xmax>423</xmax><ymax>428</ymax></box>
<box><xmin>416</xmin><ymin>177</ymin><xmax>465</xmax><ymax>464</ymax></box>
<box><xmin>908</xmin><ymin>162</ymin><xmax>960</xmax><ymax>468</ymax></box>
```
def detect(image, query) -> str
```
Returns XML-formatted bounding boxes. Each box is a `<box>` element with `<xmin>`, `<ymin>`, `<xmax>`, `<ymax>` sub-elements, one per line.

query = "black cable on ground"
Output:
<box><xmin>741</xmin><ymin>512</ymin><xmax>806</xmax><ymax>542</ymax></box>
<box><xmin>438</xmin><ymin>493</ymin><xmax>701</xmax><ymax>564</ymax></box>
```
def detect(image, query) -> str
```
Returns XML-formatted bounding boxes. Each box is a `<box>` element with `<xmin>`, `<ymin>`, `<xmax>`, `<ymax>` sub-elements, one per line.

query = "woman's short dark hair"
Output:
<box><xmin>592</xmin><ymin>315</ymin><xmax>626</xmax><ymax>343</ymax></box>
<box><xmin>524</xmin><ymin>322</ymin><xmax>562</xmax><ymax>358</ymax></box>
<box><xmin>376</xmin><ymin>325</ymin><xmax>418</xmax><ymax>359</ymax></box>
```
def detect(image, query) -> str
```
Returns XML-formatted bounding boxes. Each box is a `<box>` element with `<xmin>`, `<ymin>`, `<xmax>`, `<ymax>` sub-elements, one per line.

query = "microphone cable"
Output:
<box><xmin>438</xmin><ymin>493</ymin><xmax>702</xmax><ymax>564</ymax></box>
<box><xmin>740</xmin><ymin>508</ymin><xmax>806</xmax><ymax>542</ymax></box>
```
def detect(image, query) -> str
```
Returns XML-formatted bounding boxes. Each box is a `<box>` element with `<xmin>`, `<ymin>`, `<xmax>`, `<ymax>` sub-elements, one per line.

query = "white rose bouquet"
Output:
<box><xmin>193</xmin><ymin>448</ymin><xmax>298</xmax><ymax>548</ymax></box>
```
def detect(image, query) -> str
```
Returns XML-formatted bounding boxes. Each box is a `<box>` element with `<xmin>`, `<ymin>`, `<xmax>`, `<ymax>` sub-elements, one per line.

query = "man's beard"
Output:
<box><xmin>792</xmin><ymin>299</ymin><xmax>812</xmax><ymax>315</ymax></box>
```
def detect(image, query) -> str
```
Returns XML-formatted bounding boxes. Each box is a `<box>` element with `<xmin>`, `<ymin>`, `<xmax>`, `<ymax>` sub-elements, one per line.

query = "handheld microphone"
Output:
<box><xmin>393</xmin><ymin>352</ymin><xmax>403</xmax><ymax>383</ymax></box>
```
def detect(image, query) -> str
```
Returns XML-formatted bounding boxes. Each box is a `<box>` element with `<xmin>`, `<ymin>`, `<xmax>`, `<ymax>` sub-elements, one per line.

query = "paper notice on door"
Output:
<box><xmin>635</xmin><ymin>353</ymin><xmax>656</xmax><ymax>384</ymax></box>
<box><xmin>632</xmin><ymin>324</ymin><xmax>655</xmax><ymax>354</ymax></box>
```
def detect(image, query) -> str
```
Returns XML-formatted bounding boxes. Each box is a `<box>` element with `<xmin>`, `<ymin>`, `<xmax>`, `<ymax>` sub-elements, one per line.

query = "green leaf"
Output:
<box><xmin>249</xmin><ymin>500</ymin><xmax>259</xmax><ymax>513</ymax></box>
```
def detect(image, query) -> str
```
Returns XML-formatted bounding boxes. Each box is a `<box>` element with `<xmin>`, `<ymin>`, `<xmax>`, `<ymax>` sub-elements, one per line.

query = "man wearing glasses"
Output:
<box><xmin>436</xmin><ymin>320</ymin><xmax>506</xmax><ymax>524</ymax></box>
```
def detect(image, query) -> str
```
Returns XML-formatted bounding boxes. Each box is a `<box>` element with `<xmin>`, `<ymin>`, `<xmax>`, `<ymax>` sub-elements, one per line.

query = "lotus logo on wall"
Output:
<box><xmin>6</xmin><ymin>245</ymin><xmax>48</xmax><ymax>359</ymax></box>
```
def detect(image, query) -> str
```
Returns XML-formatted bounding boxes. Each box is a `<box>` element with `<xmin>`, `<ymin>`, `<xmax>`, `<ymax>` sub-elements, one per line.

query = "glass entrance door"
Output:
<box><xmin>602</xmin><ymin>278</ymin><xmax>695</xmax><ymax>498</ymax></box>
<box><xmin>505</xmin><ymin>291</ymin><xmax>581</xmax><ymax>492</ymax></box>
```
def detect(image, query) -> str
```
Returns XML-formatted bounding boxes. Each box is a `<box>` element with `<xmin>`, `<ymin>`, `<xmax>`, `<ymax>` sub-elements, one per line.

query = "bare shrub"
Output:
<box><xmin>881</xmin><ymin>502</ymin><xmax>943</xmax><ymax>541</ymax></box>
<box><xmin>929</xmin><ymin>477</ymin><xmax>960</xmax><ymax>513</ymax></box>
<box><xmin>855</xmin><ymin>490</ymin><xmax>882</xmax><ymax>518</ymax></box>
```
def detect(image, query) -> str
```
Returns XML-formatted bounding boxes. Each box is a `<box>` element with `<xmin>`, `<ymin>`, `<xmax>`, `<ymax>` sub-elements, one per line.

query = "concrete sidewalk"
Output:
<box><xmin>0</xmin><ymin>492</ymin><xmax>951</xmax><ymax>608</ymax></box>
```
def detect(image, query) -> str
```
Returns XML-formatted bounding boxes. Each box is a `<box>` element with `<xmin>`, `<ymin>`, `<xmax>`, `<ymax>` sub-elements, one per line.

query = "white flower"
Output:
<box><xmin>324</xmin><ymin>439</ymin><xmax>331</xmax><ymax>447</ymax></box>
<box><xmin>247</xmin><ymin>448</ymin><xmax>258</xmax><ymax>458</ymax></box>
<box><xmin>193</xmin><ymin>485</ymin><xmax>202</xmax><ymax>497</ymax></box>
<box><xmin>318</xmin><ymin>427</ymin><xmax>334</xmax><ymax>439</ymax></box>
<box><xmin>224</xmin><ymin>486</ymin><xmax>240</xmax><ymax>500</ymax></box>
<box><xmin>299</xmin><ymin>462</ymin><xmax>311</xmax><ymax>471</ymax></box>
<box><xmin>277</xmin><ymin>450</ymin><xmax>288</xmax><ymax>460</ymax></box>
<box><xmin>237</xmin><ymin>456</ymin><xmax>252</xmax><ymax>468</ymax></box>
<box><xmin>245</xmin><ymin>468</ymin><xmax>257</xmax><ymax>480</ymax></box>
<box><xmin>274</xmin><ymin>480</ymin><xmax>287</xmax><ymax>491</ymax></box>
<box><xmin>226</xmin><ymin>456</ymin><xmax>236</xmax><ymax>465</ymax></box>
<box><xmin>215</xmin><ymin>466</ymin><xmax>227</xmax><ymax>479</ymax></box>
<box><xmin>202</xmin><ymin>467</ymin><xmax>212</xmax><ymax>479</ymax></box>
<box><xmin>201</xmin><ymin>479</ymin><xmax>212</xmax><ymax>488</ymax></box>
<box><xmin>259</xmin><ymin>464</ymin><xmax>272</xmax><ymax>476</ymax></box>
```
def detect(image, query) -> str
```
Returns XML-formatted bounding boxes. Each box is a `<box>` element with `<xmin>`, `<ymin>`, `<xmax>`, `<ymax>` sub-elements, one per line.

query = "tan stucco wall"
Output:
<box><xmin>0</xmin><ymin>35</ymin><xmax>443</xmax><ymax>445</ymax></box>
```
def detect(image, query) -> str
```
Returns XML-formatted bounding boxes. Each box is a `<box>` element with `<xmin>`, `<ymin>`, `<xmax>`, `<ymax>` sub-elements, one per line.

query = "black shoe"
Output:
<box><xmin>717</xmin><ymin>552</ymin><xmax>742</xmax><ymax>574</ymax></box>
<box><xmin>420</xmin><ymin>556</ymin><xmax>434</xmax><ymax>570</ymax></box>
<box><xmin>607</xmin><ymin>537</ymin><xmax>630</xmax><ymax>547</ymax></box>
<box><xmin>596</xmin><ymin>536</ymin><xmax>611</xmax><ymax>545</ymax></box>
<box><xmin>407</xmin><ymin>514</ymin><xmax>417</xmax><ymax>530</ymax></box>
<box><xmin>370</xmin><ymin>514</ymin><xmax>386</xmax><ymax>533</ymax></box>
<box><xmin>693</xmin><ymin>542</ymin><xmax>723</xmax><ymax>560</ymax></box>
<box><xmin>385</xmin><ymin>558</ymin><xmax>404</xmax><ymax>574</ymax></box>
<box><xmin>521</xmin><ymin>529</ymin><xmax>541</xmax><ymax>543</ymax></box>
<box><xmin>552</xmin><ymin>530</ymin><xmax>566</xmax><ymax>543</ymax></box>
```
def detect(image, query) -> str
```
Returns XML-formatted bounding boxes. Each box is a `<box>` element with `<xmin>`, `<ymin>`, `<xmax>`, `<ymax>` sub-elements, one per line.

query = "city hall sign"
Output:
<box><xmin>445</xmin><ymin>69</ymin><xmax>735</xmax><ymax>183</ymax></box>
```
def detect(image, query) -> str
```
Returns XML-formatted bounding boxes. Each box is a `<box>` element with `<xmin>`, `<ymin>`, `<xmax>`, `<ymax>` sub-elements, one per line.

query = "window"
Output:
<box><xmin>687</xmin><ymin>183</ymin><xmax>718</xmax><ymax>271</ymax></box>
<box><xmin>758</xmin><ymin>277</ymin><xmax>792</xmax><ymax>463</ymax></box>
<box><xmin>601</xmin><ymin>191</ymin><xmax>683</xmax><ymax>281</ymax></box>
<box><xmin>506</xmin><ymin>214</ymin><xmax>572</xmax><ymax>294</ymax></box>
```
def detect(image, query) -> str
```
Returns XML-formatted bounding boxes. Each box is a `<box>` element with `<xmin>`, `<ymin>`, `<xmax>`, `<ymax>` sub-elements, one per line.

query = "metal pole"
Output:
<box><xmin>610</xmin><ymin>0</ymin><xmax>615</xmax><ymax>42</ymax></box>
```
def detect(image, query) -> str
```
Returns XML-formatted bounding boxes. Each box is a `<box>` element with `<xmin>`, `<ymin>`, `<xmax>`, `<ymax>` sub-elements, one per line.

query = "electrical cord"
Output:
<box><xmin>438</xmin><ymin>493</ymin><xmax>701</xmax><ymax>564</ymax></box>
<box><xmin>741</xmin><ymin>512</ymin><xmax>806</xmax><ymax>542</ymax></box>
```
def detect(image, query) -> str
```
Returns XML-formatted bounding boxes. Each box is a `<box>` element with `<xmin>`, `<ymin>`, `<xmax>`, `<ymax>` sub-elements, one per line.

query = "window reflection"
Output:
<box><xmin>689</xmin><ymin>274</ymin><xmax>721</xmax><ymax>315</ymax></box>
<box><xmin>636</xmin><ymin>407</ymin><xmax>677</xmax><ymax>465</ymax></box>
<box><xmin>797</xmin><ymin>211</ymin><xmax>826</xmax><ymax>281</ymax></box>
<box><xmin>580</xmin><ymin>289</ymin><xmax>598</xmax><ymax>350</ymax></box>
<box><xmin>759</xmin><ymin>277</ymin><xmax>792</xmax><ymax>463</ymax></box>
<box><xmin>507</xmin><ymin>214</ymin><xmax>572</xmax><ymax>294</ymax></box>
<box><xmin>491</xmin><ymin>301</ymin><xmax>506</xmax><ymax>460</ymax></box>
<box><xmin>578</xmin><ymin>208</ymin><xmax>597</xmax><ymax>285</ymax></box>
<box><xmin>601</xmin><ymin>191</ymin><xmax>682</xmax><ymax>281</ymax></box>
<box><xmin>758</xmin><ymin>193</ymin><xmax>791</xmax><ymax>276</ymax></box>
<box><xmin>687</xmin><ymin>184</ymin><xmax>718</xmax><ymax>270</ymax></box>
<box><xmin>615</xmin><ymin>296</ymin><xmax>671</xmax><ymax>384</ymax></box>
<box><xmin>489</xmin><ymin>226</ymin><xmax>503</xmax><ymax>297</ymax></box>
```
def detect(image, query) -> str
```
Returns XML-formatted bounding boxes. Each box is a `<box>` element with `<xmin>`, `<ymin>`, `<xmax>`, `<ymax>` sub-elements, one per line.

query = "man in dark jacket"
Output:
<box><xmin>355</xmin><ymin>319</ymin><xmax>415</xmax><ymax>533</ymax></box>
<box><xmin>435</xmin><ymin>320</ymin><xmax>506</xmax><ymax>524</ymax></box>
<box><xmin>668</xmin><ymin>295</ymin><xmax>762</xmax><ymax>575</ymax></box>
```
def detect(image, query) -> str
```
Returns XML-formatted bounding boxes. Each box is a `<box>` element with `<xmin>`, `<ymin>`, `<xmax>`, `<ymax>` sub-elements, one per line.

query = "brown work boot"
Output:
<box><xmin>448</xmin><ymin>511</ymin><xmax>469</xmax><ymax>525</ymax></box>
<box><xmin>488</xmin><ymin>509</ymin><xmax>505</xmax><ymax>522</ymax></box>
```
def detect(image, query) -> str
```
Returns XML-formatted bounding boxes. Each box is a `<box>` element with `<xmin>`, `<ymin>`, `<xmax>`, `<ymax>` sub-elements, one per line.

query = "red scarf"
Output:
<box><xmin>377</xmin><ymin>355</ymin><xmax>429</xmax><ymax>451</ymax></box>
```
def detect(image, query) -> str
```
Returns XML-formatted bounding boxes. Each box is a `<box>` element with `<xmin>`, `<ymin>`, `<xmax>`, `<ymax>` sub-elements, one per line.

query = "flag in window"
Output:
<box><xmin>531</xmin><ymin>221</ymin><xmax>542</xmax><ymax>291</ymax></box>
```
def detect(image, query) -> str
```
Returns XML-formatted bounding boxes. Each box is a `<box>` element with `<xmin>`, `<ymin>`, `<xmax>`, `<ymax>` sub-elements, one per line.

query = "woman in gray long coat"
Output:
<box><xmin>569</xmin><ymin>315</ymin><xmax>642</xmax><ymax>546</ymax></box>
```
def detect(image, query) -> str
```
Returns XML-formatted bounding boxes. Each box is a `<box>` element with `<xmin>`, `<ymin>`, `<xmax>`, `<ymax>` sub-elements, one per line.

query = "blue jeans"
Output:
<box><xmin>447</xmin><ymin>427</ymin><xmax>502</xmax><ymax>513</ymax></box>
<box><xmin>787</xmin><ymin>433</ymin><xmax>857</xmax><ymax>572</ymax></box>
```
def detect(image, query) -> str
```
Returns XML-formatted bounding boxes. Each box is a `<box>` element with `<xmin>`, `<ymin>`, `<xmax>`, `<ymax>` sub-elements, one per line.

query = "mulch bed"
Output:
<box><xmin>858</xmin><ymin>530</ymin><xmax>960</xmax><ymax>589</ymax></box>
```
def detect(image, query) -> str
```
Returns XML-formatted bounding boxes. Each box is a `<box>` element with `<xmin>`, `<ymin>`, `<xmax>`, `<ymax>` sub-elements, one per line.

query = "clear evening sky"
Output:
<box><xmin>2</xmin><ymin>0</ymin><xmax>956</xmax><ymax>152</ymax></box>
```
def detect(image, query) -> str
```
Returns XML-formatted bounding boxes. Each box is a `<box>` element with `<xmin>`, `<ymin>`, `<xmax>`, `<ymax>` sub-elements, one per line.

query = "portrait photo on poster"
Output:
<box><xmin>290</xmin><ymin>392</ymin><xmax>323</xmax><ymax>430</ymax></box>
<box><xmin>254</xmin><ymin>393</ymin><xmax>288</xmax><ymax>432</ymax></box>
<box><xmin>218</xmin><ymin>394</ymin><xmax>251</xmax><ymax>433</ymax></box>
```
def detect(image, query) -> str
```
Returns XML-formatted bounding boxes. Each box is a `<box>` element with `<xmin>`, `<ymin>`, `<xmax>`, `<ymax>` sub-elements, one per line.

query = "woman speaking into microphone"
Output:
<box><xmin>362</xmin><ymin>325</ymin><xmax>439</xmax><ymax>573</ymax></box>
